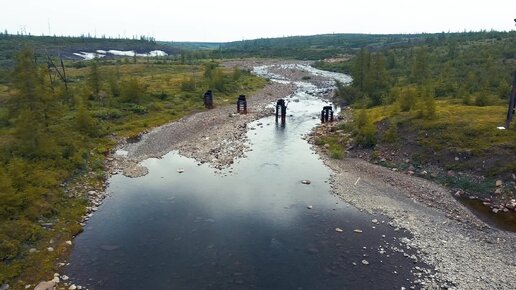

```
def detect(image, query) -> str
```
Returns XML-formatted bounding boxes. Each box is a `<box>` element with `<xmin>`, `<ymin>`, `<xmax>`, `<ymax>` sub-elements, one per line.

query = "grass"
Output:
<box><xmin>365</xmin><ymin>99</ymin><xmax>515</xmax><ymax>156</ymax></box>
<box><xmin>360</xmin><ymin>99</ymin><xmax>516</xmax><ymax>198</ymax></box>
<box><xmin>328</xmin><ymin>98</ymin><xmax>515</xmax><ymax>201</ymax></box>
<box><xmin>62</xmin><ymin>60</ymin><xmax>267</xmax><ymax>138</ymax></box>
<box><xmin>316</xmin><ymin>135</ymin><xmax>346</xmax><ymax>159</ymax></box>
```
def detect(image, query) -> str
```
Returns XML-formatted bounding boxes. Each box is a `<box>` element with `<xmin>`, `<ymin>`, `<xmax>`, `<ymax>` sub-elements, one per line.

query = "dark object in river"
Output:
<box><xmin>275</xmin><ymin>99</ymin><xmax>287</xmax><ymax>123</ymax></box>
<box><xmin>237</xmin><ymin>95</ymin><xmax>247</xmax><ymax>114</ymax></box>
<box><xmin>504</xmin><ymin>70</ymin><xmax>516</xmax><ymax>129</ymax></box>
<box><xmin>203</xmin><ymin>90</ymin><xmax>214</xmax><ymax>109</ymax></box>
<box><xmin>321</xmin><ymin>105</ymin><xmax>334</xmax><ymax>123</ymax></box>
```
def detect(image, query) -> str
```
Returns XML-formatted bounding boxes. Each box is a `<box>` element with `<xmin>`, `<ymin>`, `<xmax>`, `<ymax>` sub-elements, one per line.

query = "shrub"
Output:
<box><xmin>474</xmin><ymin>92</ymin><xmax>492</xmax><ymax>106</ymax></box>
<box><xmin>180</xmin><ymin>76</ymin><xmax>196</xmax><ymax>92</ymax></box>
<box><xmin>121</xmin><ymin>78</ymin><xmax>145</xmax><ymax>104</ymax></box>
<box><xmin>383</xmin><ymin>120</ymin><xmax>398</xmax><ymax>143</ymax></box>
<box><xmin>398</xmin><ymin>87</ymin><xmax>417</xmax><ymax>112</ymax></box>
<box><xmin>354</xmin><ymin>110</ymin><xmax>377</xmax><ymax>147</ymax></box>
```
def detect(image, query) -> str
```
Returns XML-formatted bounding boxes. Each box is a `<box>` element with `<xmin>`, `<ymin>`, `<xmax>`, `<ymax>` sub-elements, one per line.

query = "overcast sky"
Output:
<box><xmin>1</xmin><ymin>0</ymin><xmax>515</xmax><ymax>42</ymax></box>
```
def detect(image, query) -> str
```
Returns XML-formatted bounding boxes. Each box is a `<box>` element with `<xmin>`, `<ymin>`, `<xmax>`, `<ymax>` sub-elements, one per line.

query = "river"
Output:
<box><xmin>65</xmin><ymin>64</ymin><xmax>431</xmax><ymax>290</ymax></box>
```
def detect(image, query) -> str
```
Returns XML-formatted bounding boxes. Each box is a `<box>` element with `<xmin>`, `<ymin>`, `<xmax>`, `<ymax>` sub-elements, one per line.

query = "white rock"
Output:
<box><xmin>65</xmin><ymin>240</ymin><xmax>72</xmax><ymax>246</ymax></box>
<box><xmin>335</xmin><ymin>227</ymin><xmax>343</xmax><ymax>233</ymax></box>
<box><xmin>61</xmin><ymin>275</ymin><xmax>69</xmax><ymax>281</ymax></box>
<box><xmin>354</xmin><ymin>229</ymin><xmax>363</xmax><ymax>233</ymax></box>
<box><xmin>47</xmin><ymin>247</ymin><xmax>54</xmax><ymax>252</ymax></box>
<box><xmin>29</xmin><ymin>248</ymin><xmax>37</xmax><ymax>253</ymax></box>
<box><xmin>177</xmin><ymin>168</ymin><xmax>185</xmax><ymax>173</ymax></box>
<box><xmin>362</xmin><ymin>259</ymin><xmax>369</xmax><ymax>265</ymax></box>
<box><xmin>34</xmin><ymin>281</ymin><xmax>55</xmax><ymax>290</ymax></box>
<box><xmin>69</xmin><ymin>284</ymin><xmax>77</xmax><ymax>290</ymax></box>
<box><xmin>307</xmin><ymin>205</ymin><xmax>313</xmax><ymax>209</ymax></box>
<box><xmin>301</xmin><ymin>180</ymin><xmax>311</xmax><ymax>184</ymax></box>
<box><xmin>51</xmin><ymin>277</ymin><xmax>59</xmax><ymax>283</ymax></box>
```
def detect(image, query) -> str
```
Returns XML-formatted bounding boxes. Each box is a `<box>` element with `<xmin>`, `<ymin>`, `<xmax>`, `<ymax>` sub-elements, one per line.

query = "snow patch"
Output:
<box><xmin>73</xmin><ymin>49</ymin><xmax>168</xmax><ymax>60</ymax></box>
<box><xmin>73</xmin><ymin>52</ymin><xmax>105</xmax><ymax>60</ymax></box>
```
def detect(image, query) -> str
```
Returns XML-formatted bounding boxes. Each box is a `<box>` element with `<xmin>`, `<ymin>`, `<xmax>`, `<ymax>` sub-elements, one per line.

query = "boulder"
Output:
<box><xmin>34</xmin><ymin>281</ymin><xmax>55</xmax><ymax>290</ymax></box>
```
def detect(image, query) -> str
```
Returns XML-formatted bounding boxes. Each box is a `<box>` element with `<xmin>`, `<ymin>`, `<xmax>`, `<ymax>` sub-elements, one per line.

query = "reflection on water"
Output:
<box><xmin>65</xmin><ymin>66</ymin><xmax>429</xmax><ymax>289</ymax></box>
<box><xmin>460</xmin><ymin>198</ymin><xmax>516</xmax><ymax>232</ymax></box>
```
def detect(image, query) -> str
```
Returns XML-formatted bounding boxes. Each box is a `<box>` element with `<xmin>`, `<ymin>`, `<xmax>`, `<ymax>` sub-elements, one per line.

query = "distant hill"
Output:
<box><xmin>214</xmin><ymin>31</ymin><xmax>516</xmax><ymax>60</ymax></box>
<box><xmin>159</xmin><ymin>41</ymin><xmax>221</xmax><ymax>50</ymax></box>
<box><xmin>215</xmin><ymin>33</ymin><xmax>426</xmax><ymax>59</ymax></box>
<box><xmin>0</xmin><ymin>34</ymin><xmax>182</xmax><ymax>67</ymax></box>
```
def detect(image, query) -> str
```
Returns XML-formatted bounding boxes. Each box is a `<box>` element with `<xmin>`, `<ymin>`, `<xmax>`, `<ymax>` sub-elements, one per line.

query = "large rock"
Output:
<box><xmin>34</xmin><ymin>281</ymin><xmax>55</xmax><ymax>290</ymax></box>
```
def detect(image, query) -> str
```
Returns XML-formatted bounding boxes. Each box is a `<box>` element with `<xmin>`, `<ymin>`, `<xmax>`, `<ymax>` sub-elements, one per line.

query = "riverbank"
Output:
<box><xmin>110</xmin><ymin>80</ymin><xmax>295</xmax><ymax>176</ymax></box>
<box><xmin>116</xmin><ymin>60</ymin><xmax>516</xmax><ymax>289</ymax></box>
<box><xmin>29</xmin><ymin>60</ymin><xmax>515</xmax><ymax>290</ymax></box>
<box><xmin>309</xmin><ymin>122</ymin><xmax>516</xmax><ymax>289</ymax></box>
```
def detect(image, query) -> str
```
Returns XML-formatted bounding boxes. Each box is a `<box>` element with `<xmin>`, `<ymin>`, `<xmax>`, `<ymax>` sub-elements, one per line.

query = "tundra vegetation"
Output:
<box><xmin>313</xmin><ymin>31</ymin><xmax>516</xmax><ymax>205</ymax></box>
<box><xmin>0</xmin><ymin>45</ymin><xmax>266</xmax><ymax>284</ymax></box>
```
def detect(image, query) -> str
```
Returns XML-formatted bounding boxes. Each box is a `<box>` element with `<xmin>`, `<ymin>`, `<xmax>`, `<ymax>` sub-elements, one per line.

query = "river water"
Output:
<box><xmin>65</xmin><ymin>64</ymin><xmax>430</xmax><ymax>289</ymax></box>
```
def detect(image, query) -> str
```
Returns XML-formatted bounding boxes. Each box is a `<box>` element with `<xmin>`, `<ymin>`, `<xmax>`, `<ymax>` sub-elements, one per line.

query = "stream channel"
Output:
<box><xmin>65</xmin><ymin>64</ymin><xmax>432</xmax><ymax>290</ymax></box>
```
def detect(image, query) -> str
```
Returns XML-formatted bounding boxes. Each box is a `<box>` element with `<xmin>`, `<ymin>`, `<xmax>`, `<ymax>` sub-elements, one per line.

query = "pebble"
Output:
<box><xmin>354</xmin><ymin>229</ymin><xmax>363</xmax><ymax>233</ymax></box>
<box><xmin>47</xmin><ymin>247</ymin><xmax>54</xmax><ymax>252</ymax></box>
<box><xmin>177</xmin><ymin>168</ymin><xmax>185</xmax><ymax>173</ymax></box>
<box><xmin>69</xmin><ymin>284</ymin><xmax>77</xmax><ymax>290</ymax></box>
<box><xmin>65</xmin><ymin>240</ymin><xmax>72</xmax><ymax>246</ymax></box>
<box><xmin>301</xmin><ymin>180</ymin><xmax>311</xmax><ymax>184</ymax></box>
<box><xmin>361</xmin><ymin>259</ymin><xmax>369</xmax><ymax>265</ymax></box>
<box><xmin>307</xmin><ymin>205</ymin><xmax>313</xmax><ymax>209</ymax></box>
<box><xmin>335</xmin><ymin>227</ymin><xmax>343</xmax><ymax>233</ymax></box>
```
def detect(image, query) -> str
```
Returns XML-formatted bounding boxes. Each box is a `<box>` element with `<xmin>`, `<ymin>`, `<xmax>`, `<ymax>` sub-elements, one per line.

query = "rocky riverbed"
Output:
<box><xmin>309</xmin><ymin>122</ymin><xmax>516</xmax><ymax>289</ymax></box>
<box><xmin>112</xmin><ymin>60</ymin><xmax>516</xmax><ymax>289</ymax></box>
<box><xmin>109</xmin><ymin>81</ymin><xmax>295</xmax><ymax>176</ymax></box>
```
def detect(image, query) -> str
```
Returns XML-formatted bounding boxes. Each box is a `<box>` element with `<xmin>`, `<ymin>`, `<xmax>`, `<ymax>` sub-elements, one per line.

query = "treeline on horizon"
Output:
<box><xmin>3</xmin><ymin>29</ymin><xmax>516</xmax><ymax>66</ymax></box>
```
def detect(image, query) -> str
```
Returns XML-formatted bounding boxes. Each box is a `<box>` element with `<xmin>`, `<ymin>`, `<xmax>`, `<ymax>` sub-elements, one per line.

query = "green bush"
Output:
<box><xmin>354</xmin><ymin>110</ymin><xmax>377</xmax><ymax>147</ymax></box>
<box><xmin>383</xmin><ymin>120</ymin><xmax>398</xmax><ymax>143</ymax></box>
<box><xmin>180</xmin><ymin>76</ymin><xmax>196</xmax><ymax>92</ymax></box>
<box><xmin>474</xmin><ymin>92</ymin><xmax>493</xmax><ymax>106</ymax></box>
<box><xmin>91</xmin><ymin>108</ymin><xmax>122</xmax><ymax>120</ymax></box>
